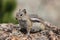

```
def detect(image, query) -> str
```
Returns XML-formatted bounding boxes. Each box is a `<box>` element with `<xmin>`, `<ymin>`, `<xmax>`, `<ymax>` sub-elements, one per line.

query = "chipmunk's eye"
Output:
<box><xmin>20</xmin><ymin>14</ymin><xmax>23</xmax><ymax>16</ymax></box>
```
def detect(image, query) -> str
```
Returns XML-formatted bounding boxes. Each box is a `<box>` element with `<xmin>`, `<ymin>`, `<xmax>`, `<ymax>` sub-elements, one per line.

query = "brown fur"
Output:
<box><xmin>16</xmin><ymin>9</ymin><xmax>45</xmax><ymax>36</ymax></box>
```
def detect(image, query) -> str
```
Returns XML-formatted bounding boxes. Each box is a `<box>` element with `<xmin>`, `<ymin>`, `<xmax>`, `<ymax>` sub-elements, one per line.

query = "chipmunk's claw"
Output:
<box><xmin>27</xmin><ymin>35</ymin><xmax>32</xmax><ymax>40</ymax></box>
<box><xmin>27</xmin><ymin>33</ymin><xmax>32</xmax><ymax>39</ymax></box>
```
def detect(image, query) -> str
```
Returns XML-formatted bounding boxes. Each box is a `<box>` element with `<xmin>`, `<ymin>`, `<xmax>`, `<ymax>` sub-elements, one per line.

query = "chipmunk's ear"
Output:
<box><xmin>22</xmin><ymin>9</ymin><xmax>26</xmax><ymax>14</ymax></box>
<box><xmin>19</xmin><ymin>9</ymin><xmax>21</xmax><ymax>12</ymax></box>
<box><xmin>19</xmin><ymin>9</ymin><xmax>21</xmax><ymax>11</ymax></box>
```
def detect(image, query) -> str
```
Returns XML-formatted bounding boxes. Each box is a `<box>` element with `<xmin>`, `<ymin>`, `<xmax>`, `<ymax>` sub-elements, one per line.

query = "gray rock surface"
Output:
<box><xmin>0</xmin><ymin>23</ymin><xmax>60</xmax><ymax>40</ymax></box>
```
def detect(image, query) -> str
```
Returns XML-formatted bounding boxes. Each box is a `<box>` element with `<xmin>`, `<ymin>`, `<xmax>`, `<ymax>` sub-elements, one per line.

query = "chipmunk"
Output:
<box><xmin>16</xmin><ymin>9</ymin><xmax>45</xmax><ymax>38</ymax></box>
<box><xmin>16</xmin><ymin>9</ymin><xmax>32</xmax><ymax>38</ymax></box>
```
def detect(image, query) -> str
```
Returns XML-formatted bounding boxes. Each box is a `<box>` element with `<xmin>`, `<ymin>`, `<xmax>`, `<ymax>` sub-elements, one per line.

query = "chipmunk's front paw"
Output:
<box><xmin>27</xmin><ymin>35</ymin><xmax>32</xmax><ymax>40</ymax></box>
<box><xmin>27</xmin><ymin>33</ymin><xmax>32</xmax><ymax>39</ymax></box>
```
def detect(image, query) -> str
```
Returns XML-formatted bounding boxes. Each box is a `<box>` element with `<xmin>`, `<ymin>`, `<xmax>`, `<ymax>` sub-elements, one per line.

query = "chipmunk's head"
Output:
<box><xmin>16</xmin><ymin>9</ymin><xmax>27</xmax><ymax>20</ymax></box>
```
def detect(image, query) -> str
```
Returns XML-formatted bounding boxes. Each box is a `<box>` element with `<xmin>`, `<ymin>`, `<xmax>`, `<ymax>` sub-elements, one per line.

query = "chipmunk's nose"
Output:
<box><xmin>16</xmin><ymin>18</ymin><xmax>17</xmax><ymax>20</ymax></box>
<box><xmin>20</xmin><ymin>14</ymin><xmax>22</xmax><ymax>16</ymax></box>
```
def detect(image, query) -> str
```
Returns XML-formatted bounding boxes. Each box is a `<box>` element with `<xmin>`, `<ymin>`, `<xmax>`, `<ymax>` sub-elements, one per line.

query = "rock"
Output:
<box><xmin>0</xmin><ymin>23</ymin><xmax>60</xmax><ymax>40</ymax></box>
<box><xmin>38</xmin><ymin>35</ymin><xmax>49</xmax><ymax>40</ymax></box>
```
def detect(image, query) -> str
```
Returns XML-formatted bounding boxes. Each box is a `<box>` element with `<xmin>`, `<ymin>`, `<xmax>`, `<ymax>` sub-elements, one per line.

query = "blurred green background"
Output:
<box><xmin>0</xmin><ymin>0</ymin><xmax>60</xmax><ymax>27</ymax></box>
<box><xmin>0</xmin><ymin>0</ymin><xmax>17</xmax><ymax>23</ymax></box>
